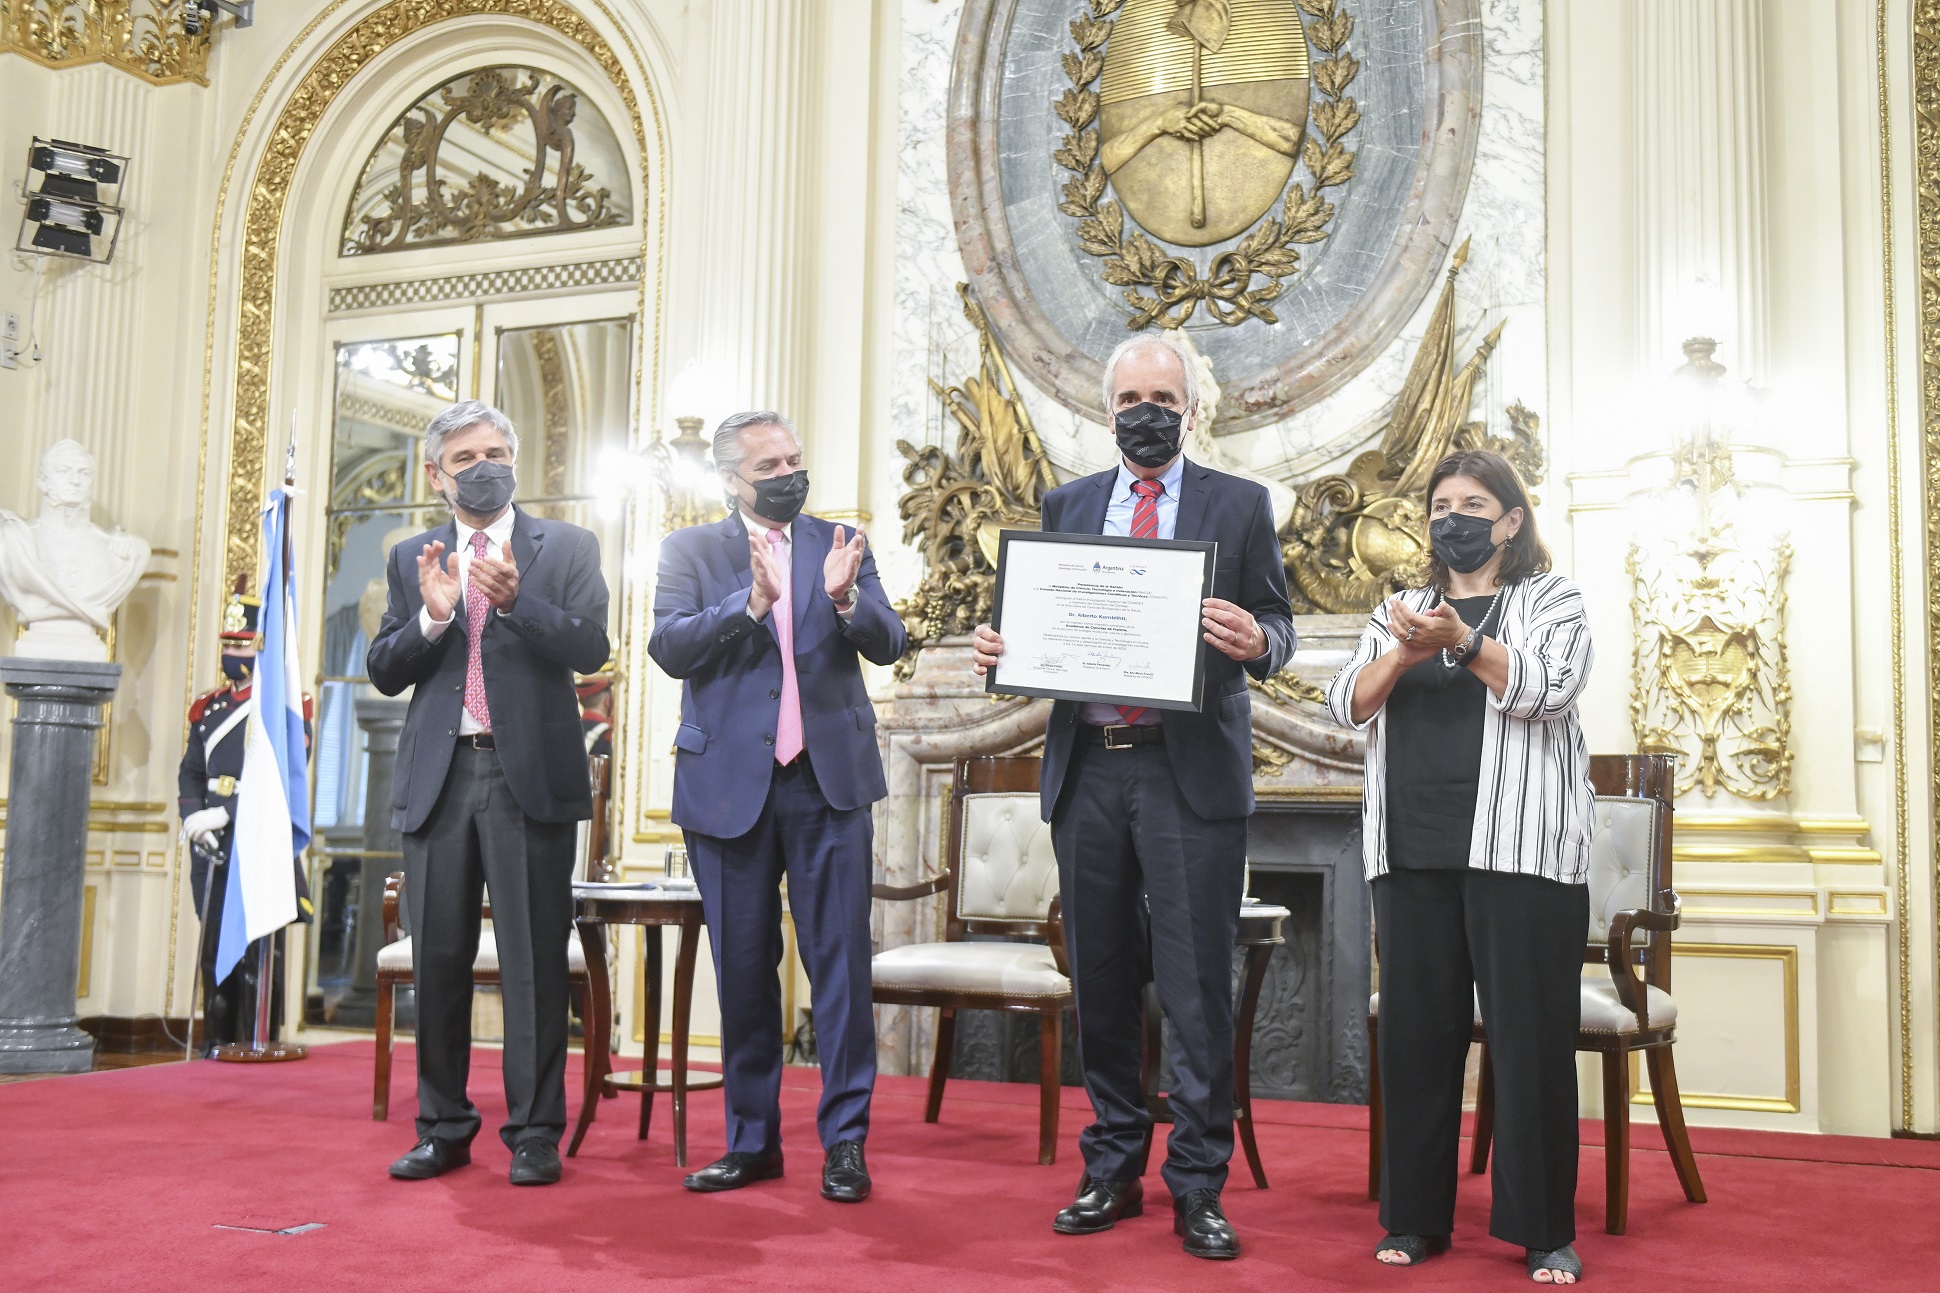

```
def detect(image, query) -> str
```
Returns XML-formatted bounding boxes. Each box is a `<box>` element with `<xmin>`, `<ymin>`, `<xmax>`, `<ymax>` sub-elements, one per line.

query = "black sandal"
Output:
<box><xmin>1374</xmin><ymin>1233</ymin><xmax>1449</xmax><ymax>1266</ymax></box>
<box><xmin>1526</xmin><ymin>1244</ymin><xmax>1583</xmax><ymax>1282</ymax></box>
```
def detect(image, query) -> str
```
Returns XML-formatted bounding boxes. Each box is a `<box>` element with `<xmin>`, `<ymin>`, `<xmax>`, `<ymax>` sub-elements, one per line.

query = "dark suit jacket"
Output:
<box><xmin>649</xmin><ymin>511</ymin><xmax>908</xmax><ymax>841</ymax></box>
<box><xmin>367</xmin><ymin>506</ymin><xmax>611</xmax><ymax>833</ymax></box>
<box><xmin>1037</xmin><ymin>458</ymin><xmax>1296</xmax><ymax>823</ymax></box>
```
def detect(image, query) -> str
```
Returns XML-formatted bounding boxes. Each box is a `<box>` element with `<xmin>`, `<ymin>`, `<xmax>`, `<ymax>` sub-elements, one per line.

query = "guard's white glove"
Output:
<box><xmin>181</xmin><ymin>806</ymin><xmax>230</xmax><ymax>853</ymax></box>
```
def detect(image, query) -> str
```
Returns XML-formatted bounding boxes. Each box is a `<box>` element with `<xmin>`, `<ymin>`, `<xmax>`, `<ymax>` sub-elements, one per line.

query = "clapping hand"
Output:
<box><xmin>417</xmin><ymin>541</ymin><xmax>461</xmax><ymax>621</ymax></box>
<box><xmin>824</xmin><ymin>526</ymin><xmax>866</xmax><ymax>604</ymax></box>
<box><xmin>1387</xmin><ymin>597</ymin><xmax>1468</xmax><ymax>660</ymax></box>
<box><xmin>747</xmin><ymin>530</ymin><xmax>788</xmax><ymax>620</ymax></box>
<box><xmin>470</xmin><ymin>541</ymin><xmax>521</xmax><ymax>612</ymax></box>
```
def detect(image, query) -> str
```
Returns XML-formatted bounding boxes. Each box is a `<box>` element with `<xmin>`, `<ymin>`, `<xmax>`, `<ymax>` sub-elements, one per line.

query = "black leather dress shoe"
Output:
<box><xmin>1173</xmin><ymin>1188</ymin><xmax>1240</xmax><ymax>1260</ymax></box>
<box><xmin>388</xmin><ymin>1138</ymin><xmax>471</xmax><ymax>1180</ymax></box>
<box><xmin>683</xmin><ymin>1151</ymin><xmax>785</xmax><ymax>1193</ymax></box>
<box><xmin>821</xmin><ymin>1140</ymin><xmax>871</xmax><ymax>1202</ymax></box>
<box><xmin>1052</xmin><ymin>1175</ymin><xmax>1144</xmax><ymax>1235</ymax></box>
<box><xmin>509</xmin><ymin>1139</ymin><xmax>562</xmax><ymax>1186</ymax></box>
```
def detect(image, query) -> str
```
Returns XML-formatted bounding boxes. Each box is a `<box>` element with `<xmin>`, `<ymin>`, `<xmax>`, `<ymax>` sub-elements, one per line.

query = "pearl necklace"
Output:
<box><xmin>1442</xmin><ymin>586</ymin><xmax>1503</xmax><ymax>670</ymax></box>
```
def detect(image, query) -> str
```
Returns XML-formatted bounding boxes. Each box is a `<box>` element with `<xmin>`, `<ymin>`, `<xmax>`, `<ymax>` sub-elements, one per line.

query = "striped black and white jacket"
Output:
<box><xmin>1325</xmin><ymin>571</ymin><xmax>1597</xmax><ymax>884</ymax></box>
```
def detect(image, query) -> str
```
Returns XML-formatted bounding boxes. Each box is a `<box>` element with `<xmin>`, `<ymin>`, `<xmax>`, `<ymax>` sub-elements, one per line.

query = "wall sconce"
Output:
<box><xmin>648</xmin><ymin>415</ymin><xmax>725</xmax><ymax>534</ymax></box>
<box><xmin>1629</xmin><ymin>337</ymin><xmax>1793</xmax><ymax>803</ymax></box>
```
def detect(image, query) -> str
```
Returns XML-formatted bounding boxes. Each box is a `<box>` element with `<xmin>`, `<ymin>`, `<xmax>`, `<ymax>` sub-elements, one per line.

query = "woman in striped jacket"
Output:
<box><xmin>1326</xmin><ymin>450</ymin><xmax>1594</xmax><ymax>1285</ymax></box>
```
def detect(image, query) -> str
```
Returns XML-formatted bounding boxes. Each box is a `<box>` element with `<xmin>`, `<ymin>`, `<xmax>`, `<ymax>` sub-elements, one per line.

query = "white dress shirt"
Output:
<box><xmin>1080</xmin><ymin>456</ymin><xmax>1186</xmax><ymax>726</ymax></box>
<box><xmin>419</xmin><ymin>507</ymin><xmax>516</xmax><ymax>735</ymax></box>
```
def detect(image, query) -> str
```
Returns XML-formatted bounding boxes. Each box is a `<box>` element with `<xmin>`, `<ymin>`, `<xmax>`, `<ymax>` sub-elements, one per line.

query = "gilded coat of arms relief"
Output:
<box><xmin>1056</xmin><ymin>0</ymin><xmax>1359</xmax><ymax>328</ymax></box>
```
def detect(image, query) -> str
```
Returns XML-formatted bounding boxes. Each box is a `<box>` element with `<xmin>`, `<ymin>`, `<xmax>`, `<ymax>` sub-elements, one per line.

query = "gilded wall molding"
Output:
<box><xmin>0</xmin><ymin>0</ymin><xmax>210</xmax><ymax>85</ymax></box>
<box><xmin>218</xmin><ymin>0</ymin><xmax>653</xmax><ymax>594</ymax></box>
<box><xmin>1904</xmin><ymin>0</ymin><xmax>1934</xmax><ymax>1133</ymax></box>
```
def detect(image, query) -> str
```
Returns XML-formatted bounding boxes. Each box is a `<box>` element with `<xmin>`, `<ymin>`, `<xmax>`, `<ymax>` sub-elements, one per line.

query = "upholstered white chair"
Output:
<box><xmin>871</xmin><ymin>756</ymin><xmax>1072</xmax><ymax>1164</ymax></box>
<box><xmin>371</xmin><ymin>755</ymin><xmax>608</xmax><ymax>1121</ymax></box>
<box><xmin>1367</xmin><ymin>754</ymin><xmax>1707</xmax><ymax>1235</ymax></box>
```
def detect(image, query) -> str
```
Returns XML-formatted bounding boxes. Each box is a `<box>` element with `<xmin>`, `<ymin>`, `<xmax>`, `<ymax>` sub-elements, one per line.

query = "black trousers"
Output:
<box><xmin>1372</xmin><ymin>868</ymin><xmax>1589</xmax><ymax>1249</ymax></box>
<box><xmin>1051</xmin><ymin>741</ymin><xmax>1246</xmax><ymax>1198</ymax></box>
<box><xmin>192</xmin><ymin>850</ymin><xmax>285</xmax><ymax>1051</ymax></box>
<box><xmin>403</xmin><ymin>743</ymin><xmax>577</xmax><ymax>1150</ymax></box>
<box><xmin>686</xmin><ymin>756</ymin><xmax>876</xmax><ymax>1156</ymax></box>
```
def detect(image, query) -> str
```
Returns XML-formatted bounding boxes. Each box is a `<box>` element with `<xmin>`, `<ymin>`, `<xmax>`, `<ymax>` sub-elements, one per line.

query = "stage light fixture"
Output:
<box><xmin>183</xmin><ymin>0</ymin><xmax>255</xmax><ymax>39</ymax></box>
<box><xmin>15</xmin><ymin>137</ymin><xmax>128</xmax><ymax>264</ymax></box>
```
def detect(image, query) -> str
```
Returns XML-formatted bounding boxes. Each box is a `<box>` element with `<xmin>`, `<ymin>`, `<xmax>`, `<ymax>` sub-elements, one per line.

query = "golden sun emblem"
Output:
<box><xmin>1056</xmin><ymin>0</ymin><xmax>1360</xmax><ymax>329</ymax></box>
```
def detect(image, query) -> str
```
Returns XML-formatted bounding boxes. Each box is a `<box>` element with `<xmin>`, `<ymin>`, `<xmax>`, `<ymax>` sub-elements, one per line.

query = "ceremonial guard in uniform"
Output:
<box><xmin>177</xmin><ymin>581</ymin><xmax>312</xmax><ymax>1054</ymax></box>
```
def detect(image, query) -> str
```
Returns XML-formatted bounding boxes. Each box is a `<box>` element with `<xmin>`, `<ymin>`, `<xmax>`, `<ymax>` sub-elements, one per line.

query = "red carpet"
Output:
<box><xmin>1</xmin><ymin>1040</ymin><xmax>1933</xmax><ymax>1290</ymax></box>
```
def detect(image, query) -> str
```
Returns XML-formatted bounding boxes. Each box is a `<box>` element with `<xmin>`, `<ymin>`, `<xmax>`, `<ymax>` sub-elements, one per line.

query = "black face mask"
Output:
<box><xmin>443</xmin><ymin>459</ymin><xmax>516</xmax><ymax>517</ymax></box>
<box><xmin>1113</xmin><ymin>402</ymin><xmax>1185</xmax><ymax>469</ymax></box>
<box><xmin>1429</xmin><ymin>512</ymin><xmax>1503</xmax><ymax>574</ymax></box>
<box><xmin>221</xmin><ymin>654</ymin><xmax>253</xmax><ymax>683</ymax></box>
<box><xmin>741</xmin><ymin>469</ymin><xmax>810</xmax><ymax>524</ymax></box>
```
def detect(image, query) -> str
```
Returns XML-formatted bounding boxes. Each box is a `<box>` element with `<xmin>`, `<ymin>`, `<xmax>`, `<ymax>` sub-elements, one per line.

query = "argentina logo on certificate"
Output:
<box><xmin>985</xmin><ymin>530</ymin><xmax>1217</xmax><ymax>712</ymax></box>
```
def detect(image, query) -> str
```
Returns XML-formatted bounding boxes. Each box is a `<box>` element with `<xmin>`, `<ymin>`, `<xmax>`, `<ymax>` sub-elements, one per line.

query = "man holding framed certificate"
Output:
<box><xmin>972</xmin><ymin>333</ymin><xmax>1296</xmax><ymax>1260</ymax></box>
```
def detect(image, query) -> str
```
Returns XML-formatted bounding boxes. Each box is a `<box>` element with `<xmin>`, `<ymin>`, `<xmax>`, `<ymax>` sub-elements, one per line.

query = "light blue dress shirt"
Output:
<box><xmin>1080</xmin><ymin>456</ymin><xmax>1186</xmax><ymax>726</ymax></box>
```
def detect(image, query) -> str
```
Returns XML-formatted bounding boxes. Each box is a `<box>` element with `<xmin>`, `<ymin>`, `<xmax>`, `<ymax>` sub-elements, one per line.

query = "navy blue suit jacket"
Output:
<box><xmin>367</xmin><ymin>506</ymin><xmax>612</xmax><ymax>833</ymax></box>
<box><xmin>649</xmin><ymin>511</ymin><xmax>908</xmax><ymax>841</ymax></box>
<box><xmin>1036</xmin><ymin>459</ymin><xmax>1297</xmax><ymax>823</ymax></box>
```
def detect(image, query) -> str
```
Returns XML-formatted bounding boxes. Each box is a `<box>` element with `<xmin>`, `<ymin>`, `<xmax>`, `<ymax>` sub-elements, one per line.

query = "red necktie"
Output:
<box><xmin>1116</xmin><ymin>479</ymin><xmax>1164</xmax><ymax>724</ymax></box>
<box><xmin>463</xmin><ymin>531</ymin><xmax>492</xmax><ymax>730</ymax></box>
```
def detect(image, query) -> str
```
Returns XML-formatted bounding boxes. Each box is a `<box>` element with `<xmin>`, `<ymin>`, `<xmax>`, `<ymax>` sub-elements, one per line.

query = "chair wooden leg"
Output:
<box><xmin>1037</xmin><ymin>1006</ymin><xmax>1062</xmax><ymax>1166</ymax></box>
<box><xmin>1235</xmin><ymin>944</ymin><xmax>1272</xmax><ymax>1189</ymax></box>
<box><xmin>639</xmin><ymin>927</ymin><xmax>663</xmax><ymax>1141</ymax></box>
<box><xmin>1469</xmin><ymin>1038</ymin><xmax>1494</xmax><ymax>1174</ymax></box>
<box><xmin>1646</xmin><ymin>1045</ymin><xmax>1708</xmax><ymax>1204</ymax></box>
<box><xmin>926</xmin><ymin>1007</ymin><xmax>956</xmax><ymax>1124</ymax></box>
<box><xmin>1366</xmin><ymin>1013</ymin><xmax>1382</xmax><ymax>1202</ymax></box>
<box><xmin>373</xmin><ymin>976</ymin><xmax>394</xmax><ymax>1121</ymax></box>
<box><xmin>1603</xmin><ymin>1043</ymin><xmax>1631</xmax><ymax>1235</ymax></box>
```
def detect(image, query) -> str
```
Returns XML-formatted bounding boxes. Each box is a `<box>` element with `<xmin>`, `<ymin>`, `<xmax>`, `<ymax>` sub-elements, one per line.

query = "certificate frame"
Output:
<box><xmin>986</xmin><ymin>529</ymin><xmax>1217</xmax><ymax>712</ymax></box>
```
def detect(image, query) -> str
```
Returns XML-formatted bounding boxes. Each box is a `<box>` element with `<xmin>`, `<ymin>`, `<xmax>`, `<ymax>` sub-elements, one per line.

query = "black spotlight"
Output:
<box><xmin>15</xmin><ymin>138</ymin><xmax>128</xmax><ymax>264</ymax></box>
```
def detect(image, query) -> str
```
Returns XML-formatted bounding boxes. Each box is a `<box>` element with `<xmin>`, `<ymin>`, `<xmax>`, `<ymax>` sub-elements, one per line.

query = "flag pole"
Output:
<box><xmin>1190</xmin><ymin>42</ymin><xmax>1206</xmax><ymax>229</ymax></box>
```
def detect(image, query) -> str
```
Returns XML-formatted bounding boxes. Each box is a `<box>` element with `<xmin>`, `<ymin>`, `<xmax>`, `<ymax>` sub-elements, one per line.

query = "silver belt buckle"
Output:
<box><xmin>1102</xmin><ymin>725</ymin><xmax>1135</xmax><ymax>750</ymax></box>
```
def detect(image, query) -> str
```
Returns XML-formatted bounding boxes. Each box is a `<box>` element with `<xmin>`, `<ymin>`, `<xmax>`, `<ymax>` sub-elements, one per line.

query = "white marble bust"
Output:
<box><xmin>0</xmin><ymin>440</ymin><xmax>150</xmax><ymax>661</ymax></box>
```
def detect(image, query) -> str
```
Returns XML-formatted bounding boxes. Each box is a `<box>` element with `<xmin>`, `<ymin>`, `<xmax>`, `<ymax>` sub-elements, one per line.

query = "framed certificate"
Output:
<box><xmin>986</xmin><ymin>530</ymin><xmax>1217</xmax><ymax>712</ymax></box>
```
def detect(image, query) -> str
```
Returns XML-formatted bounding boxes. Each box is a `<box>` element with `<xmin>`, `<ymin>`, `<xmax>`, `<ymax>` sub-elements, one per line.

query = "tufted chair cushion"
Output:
<box><xmin>1586</xmin><ymin>796</ymin><xmax>1660</xmax><ymax>943</ymax></box>
<box><xmin>1369</xmin><ymin>979</ymin><xmax>1677</xmax><ymax>1034</ymax></box>
<box><xmin>377</xmin><ymin>927</ymin><xmax>586</xmax><ymax>976</ymax></box>
<box><xmin>956</xmin><ymin>792</ymin><xmax>1060</xmax><ymax>923</ymax></box>
<box><xmin>871</xmin><ymin>942</ymin><xmax>1071</xmax><ymax>999</ymax></box>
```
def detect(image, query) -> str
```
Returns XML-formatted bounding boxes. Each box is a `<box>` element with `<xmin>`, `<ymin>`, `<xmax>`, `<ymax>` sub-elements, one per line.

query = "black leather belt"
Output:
<box><xmin>1082</xmin><ymin>723</ymin><xmax>1164</xmax><ymax>750</ymax></box>
<box><xmin>462</xmin><ymin>732</ymin><xmax>496</xmax><ymax>750</ymax></box>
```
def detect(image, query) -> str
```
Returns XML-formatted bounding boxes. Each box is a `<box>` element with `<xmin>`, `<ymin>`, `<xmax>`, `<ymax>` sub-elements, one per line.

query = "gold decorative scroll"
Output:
<box><xmin>894</xmin><ymin>284</ymin><xmax>1056</xmax><ymax>668</ymax></box>
<box><xmin>1279</xmin><ymin>239</ymin><xmax>1541</xmax><ymax>613</ymax></box>
<box><xmin>0</xmin><ymin>0</ymin><xmax>210</xmax><ymax>85</ymax></box>
<box><xmin>533</xmin><ymin>328</ymin><xmax>572</xmax><ymax>513</ymax></box>
<box><xmin>220</xmin><ymin>0</ymin><xmax>650</xmax><ymax>594</ymax></box>
<box><xmin>1629</xmin><ymin>536</ymin><xmax>1794</xmax><ymax>802</ymax></box>
<box><xmin>1055</xmin><ymin>0</ymin><xmax>1359</xmax><ymax>329</ymax></box>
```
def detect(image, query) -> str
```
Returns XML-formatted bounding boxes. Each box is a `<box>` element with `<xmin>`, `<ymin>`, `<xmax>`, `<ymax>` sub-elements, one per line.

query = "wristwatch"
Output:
<box><xmin>834</xmin><ymin>585</ymin><xmax>859</xmax><ymax>611</ymax></box>
<box><xmin>1455</xmin><ymin>626</ymin><xmax>1484</xmax><ymax>665</ymax></box>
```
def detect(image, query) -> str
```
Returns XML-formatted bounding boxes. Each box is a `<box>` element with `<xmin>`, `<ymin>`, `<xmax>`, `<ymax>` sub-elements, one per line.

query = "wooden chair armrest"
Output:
<box><xmin>382</xmin><ymin>871</ymin><xmax>404</xmax><ymax>944</ymax></box>
<box><xmin>871</xmin><ymin>872</ymin><xmax>951</xmax><ymax>902</ymax></box>
<box><xmin>1048</xmin><ymin>894</ymin><xmax>1069</xmax><ymax>978</ymax></box>
<box><xmin>1606</xmin><ymin>905</ymin><xmax>1678</xmax><ymax>1028</ymax></box>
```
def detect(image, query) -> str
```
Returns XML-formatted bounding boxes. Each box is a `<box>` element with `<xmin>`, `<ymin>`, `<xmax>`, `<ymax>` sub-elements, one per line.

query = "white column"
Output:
<box><xmin>1634</xmin><ymin>0</ymin><xmax>1772</xmax><ymax>381</ymax></box>
<box><xmin>692</xmin><ymin>0</ymin><xmax>816</xmax><ymax>419</ymax></box>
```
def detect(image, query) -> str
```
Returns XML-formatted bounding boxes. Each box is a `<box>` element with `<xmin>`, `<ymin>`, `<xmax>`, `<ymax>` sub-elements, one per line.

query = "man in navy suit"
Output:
<box><xmin>368</xmin><ymin>400</ymin><xmax>611</xmax><ymax>1187</ymax></box>
<box><xmin>649</xmin><ymin>410</ymin><xmax>907</xmax><ymax>1202</ymax></box>
<box><xmin>973</xmin><ymin>335</ymin><xmax>1296</xmax><ymax>1259</ymax></box>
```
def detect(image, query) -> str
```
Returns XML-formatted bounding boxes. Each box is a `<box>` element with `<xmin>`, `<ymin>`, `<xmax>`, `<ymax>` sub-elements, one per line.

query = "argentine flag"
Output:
<box><xmin>214</xmin><ymin>488</ymin><xmax>312</xmax><ymax>982</ymax></box>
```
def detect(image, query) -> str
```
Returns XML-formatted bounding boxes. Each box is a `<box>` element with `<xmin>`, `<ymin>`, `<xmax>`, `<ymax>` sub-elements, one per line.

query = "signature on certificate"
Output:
<box><xmin>1032</xmin><ymin>652</ymin><xmax>1068</xmax><ymax>671</ymax></box>
<box><xmin>1082</xmin><ymin>651</ymin><xmax>1122</xmax><ymax>671</ymax></box>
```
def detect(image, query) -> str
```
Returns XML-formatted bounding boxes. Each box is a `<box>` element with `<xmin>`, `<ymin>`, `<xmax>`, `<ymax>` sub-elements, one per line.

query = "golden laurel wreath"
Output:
<box><xmin>1054</xmin><ymin>0</ymin><xmax>1361</xmax><ymax>330</ymax></box>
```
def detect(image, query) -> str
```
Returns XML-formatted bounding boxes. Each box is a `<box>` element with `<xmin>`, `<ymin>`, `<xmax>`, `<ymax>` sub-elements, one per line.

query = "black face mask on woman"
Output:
<box><xmin>1113</xmin><ymin>401</ymin><xmax>1184</xmax><ymax>469</ymax></box>
<box><xmin>1429</xmin><ymin>512</ymin><xmax>1502</xmax><ymax>574</ymax></box>
<box><xmin>741</xmin><ymin>469</ymin><xmax>810</xmax><ymax>524</ymax></box>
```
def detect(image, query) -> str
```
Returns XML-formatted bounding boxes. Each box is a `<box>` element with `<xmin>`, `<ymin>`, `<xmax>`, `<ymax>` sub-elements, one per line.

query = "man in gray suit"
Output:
<box><xmin>368</xmin><ymin>400</ymin><xmax>611</xmax><ymax>1186</ymax></box>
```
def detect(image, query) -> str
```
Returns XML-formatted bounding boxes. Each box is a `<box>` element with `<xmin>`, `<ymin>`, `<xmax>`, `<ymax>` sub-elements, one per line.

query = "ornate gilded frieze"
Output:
<box><xmin>0</xmin><ymin>0</ymin><xmax>210</xmax><ymax>85</ymax></box>
<box><xmin>1053</xmin><ymin>0</ymin><xmax>1358</xmax><ymax>329</ymax></box>
<box><xmin>894</xmin><ymin>284</ymin><xmax>1057</xmax><ymax>666</ymax></box>
<box><xmin>341</xmin><ymin>65</ymin><xmax>629</xmax><ymax>256</ymax></box>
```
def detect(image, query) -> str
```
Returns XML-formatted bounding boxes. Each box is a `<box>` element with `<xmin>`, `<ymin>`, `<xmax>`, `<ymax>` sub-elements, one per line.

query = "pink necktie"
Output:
<box><xmin>463</xmin><ymin>531</ymin><xmax>492</xmax><ymax>730</ymax></box>
<box><xmin>767</xmin><ymin>529</ymin><xmax>804</xmax><ymax>765</ymax></box>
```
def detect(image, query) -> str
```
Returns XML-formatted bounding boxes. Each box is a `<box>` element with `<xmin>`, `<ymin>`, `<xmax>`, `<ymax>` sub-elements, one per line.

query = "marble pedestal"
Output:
<box><xmin>0</xmin><ymin>657</ymin><xmax>121</xmax><ymax>1074</ymax></box>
